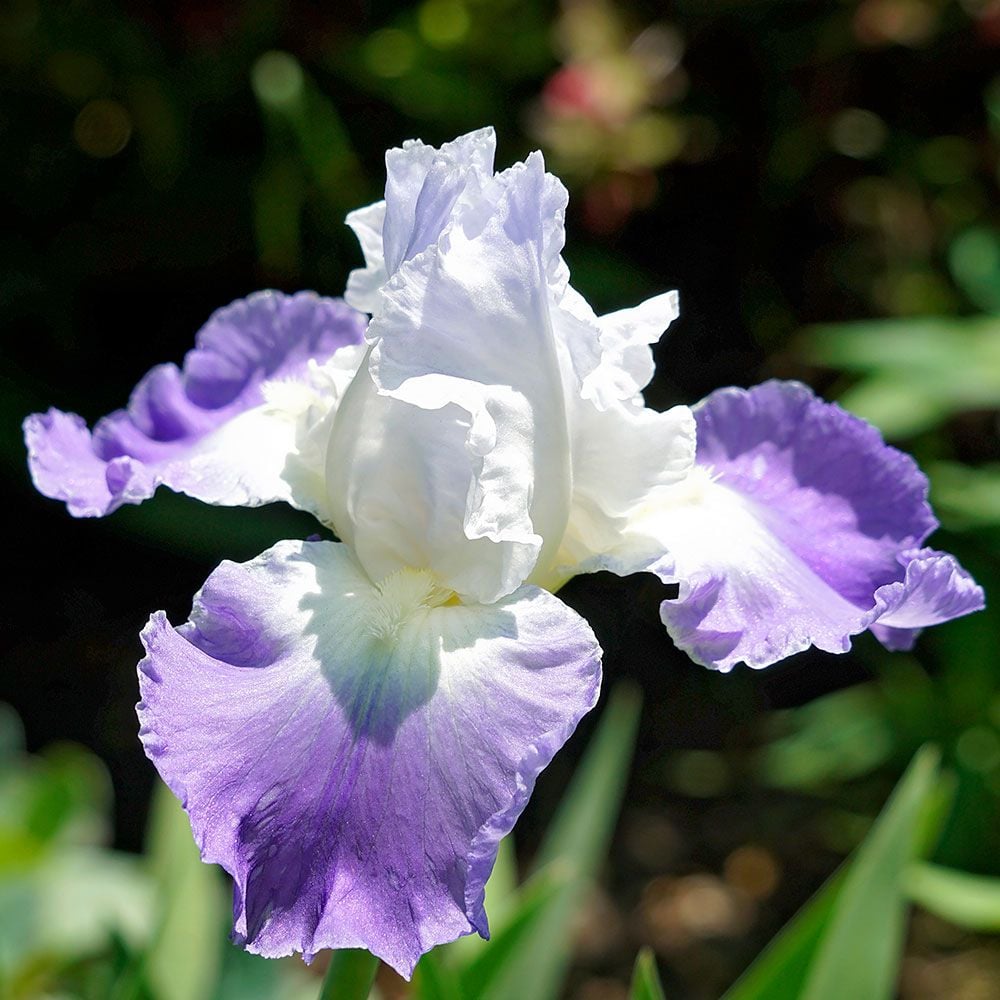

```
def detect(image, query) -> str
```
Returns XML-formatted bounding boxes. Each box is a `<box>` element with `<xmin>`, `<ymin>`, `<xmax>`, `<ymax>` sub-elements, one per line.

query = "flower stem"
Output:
<box><xmin>318</xmin><ymin>949</ymin><xmax>380</xmax><ymax>1000</ymax></box>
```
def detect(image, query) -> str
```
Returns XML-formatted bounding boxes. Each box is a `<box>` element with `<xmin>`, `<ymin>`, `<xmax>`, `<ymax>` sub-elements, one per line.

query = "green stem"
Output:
<box><xmin>318</xmin><ymin>949</ymin><xmax>380</xmax><ymax>1000</ymax></box>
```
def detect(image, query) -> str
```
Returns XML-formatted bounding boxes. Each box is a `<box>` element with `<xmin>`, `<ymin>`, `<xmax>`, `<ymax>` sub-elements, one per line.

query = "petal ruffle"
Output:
<box><xmin>552</xmin><ymin>285</ymin><xmax>680</xmax><ymax>411</ymax></box>
<box><xmin>24</xmin><ymin>292</ymin><xmax>366</xmax><ymax>519</ymax></box>
<box><xmin>345</xmin><ymin>128</ymin><xmax>496</xmax><ymax>315</ymax></box>
<box><xmin>868</xmin><ymin>548</ymin><xmax>985</xmax><ymax>650</ymax></box>
<box><xmin>338</xmin><ymin>130</ymin><xmax>686</xmax><ymax>599</ymax></box>
<box><xmin>136</xmin><ymin>539</ymin><xmax>601</xmax><ymax>978</ymax></box>
<box><xmin>651</xmin><ymin>381</ymin><xmax>983</xmax><ymax>670</ymax></box>
<box><xmin>543</xmin><ymin>399</ymin><xmax>697</xmax><ymax>588</ymax></box>
<box><xmin>329</xmin><ymin>153</ymin><xmax>574</xmax><ymax>605</ymax></box>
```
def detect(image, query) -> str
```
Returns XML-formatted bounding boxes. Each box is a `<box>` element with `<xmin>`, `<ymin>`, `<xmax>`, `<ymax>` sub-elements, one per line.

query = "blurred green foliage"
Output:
<box><xmin>0</xmin><ymin>713</ymin><xmax>319</xmax><ymax>1000</ymax></box>
<box><xmin>0</xmin><ymin>705</ymin><xmax>153</xmax><ymax>998</ymax></box>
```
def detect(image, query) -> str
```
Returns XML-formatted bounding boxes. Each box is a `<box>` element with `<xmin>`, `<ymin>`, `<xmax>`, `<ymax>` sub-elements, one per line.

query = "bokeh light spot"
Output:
<box><xmin>829</xmin><ymin>108</ymin><xmax>887</xmax><ymax>159</ymax></box>
<box><xmin>251</xmin><ymin>51</ymin><xmax>304</xmax><ymax>108</ymax></box>
<box><xmin>624</xmin><ymin>113</ymin><xmax>684</xmax><ymax>167</ymax></box>
<box><xmin>418</xmin><ymin>0</ymin><xmax>471</xmax><ymax>48</ymax></box>
<box><xmin>918</xmin><ymin>135</ymin><xmax>977</xmax><ymax>186</ymax></box>
<box><xmin>724</xmin><ymin>844</ymin><xmax>781</xmax><ymax>900</ymax></box>
<box><xmin>73</xmin><ymin>99</ymin><xmax>131</xmax><ymax>158</ymax></box>
<box><xmin>45</xmin><ymin>51</ymin><xmax>109</xmax><ymax>103</ymax></box>
<box><xmin>956</xmin><ymin>726</ymin><xmax>1000</xmax><ymax>773</ymax></box>
<box><xmin>364</xmin><ymin>28</ymin><xmax>416</xmax><ymax>79</ymax></box>
<box><xmin>667</xmin><ymin>750</ymin><xmax>731</xmax><ymax>797</ymax></box>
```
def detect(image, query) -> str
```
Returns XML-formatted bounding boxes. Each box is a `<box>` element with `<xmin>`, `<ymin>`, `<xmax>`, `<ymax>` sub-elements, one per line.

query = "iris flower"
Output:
<box><xmin>24</xmin><ymin>128</ymin><xmax>983</xmax><ymax>977</ymax></box>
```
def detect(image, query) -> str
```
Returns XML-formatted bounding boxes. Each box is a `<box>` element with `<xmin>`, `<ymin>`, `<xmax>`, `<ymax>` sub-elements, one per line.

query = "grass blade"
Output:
<box><xmin>476</xmin><ymin>682</ymin><xmax>642</xmax><ymax>1000</ymax></box>
<box><xmin>906</xmin><ymin>862</ymin><xmax>1000</xmax><ymax>932</ymax></box>
<box><xmin>144</xmin><ymin>780</ymin><xmax>228</xmax><ymax>1000</ymax></box>
<box><xmin>629</xmin><ymin>947</ymin><xmax>667</xmax><ymax>1000</ymax></box>
<box><xmin>800</xmin><ymin>746</ymin><xmax>941</xmax><ymax>1000</ymax></box>
<box><xmin>725</xmin><ymin>746</ymin><xmax>944</xmax><ymax>1000</ymax></box>
<box><xmin>318</xmin><ymin>950</ymin><xmax>379</xmax><ymax>1000</ymax></box>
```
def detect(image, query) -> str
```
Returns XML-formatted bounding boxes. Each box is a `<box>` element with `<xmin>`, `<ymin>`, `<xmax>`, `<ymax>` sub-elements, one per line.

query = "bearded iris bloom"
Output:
<box><xmin>24</xmin><ymin>128</ymin><xmax>983</xmax><ymax>977</ymax></box>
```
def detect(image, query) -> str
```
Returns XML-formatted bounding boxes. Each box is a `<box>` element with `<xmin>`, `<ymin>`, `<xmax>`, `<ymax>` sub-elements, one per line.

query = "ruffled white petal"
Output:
<box><xmin>344</xmin><ymin>202</ymin><xmax>388</xmax><ymax>314</ymax></box>
<box><xmin>337</xmin><ymin>128</ymin><xmax>689</xmax><ymax>599</ymax></box>
<box><xmin>543</xmin><ymin>400</ymin><xmax>696</xmax><ymax>587</ymax></box>
<box><xmin>551</xmin><ymin>286</ymin><xmax>679</xmax><ymax>412</ymax></box>
<box><xmin>345</xmin><ymin>128</ymin><xmax>496</xmax><ymax>315</ymax></box>
<box><xmin>328</xmin><ymin>153</ymin><xmax>573</xmax><ymax>604</ymax></box>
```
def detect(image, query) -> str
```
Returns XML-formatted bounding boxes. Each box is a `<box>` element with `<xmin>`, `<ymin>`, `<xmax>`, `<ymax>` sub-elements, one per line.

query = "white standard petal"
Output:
<box><xmin>551</xmin><ymin>285</ymin><xmax>680</xmax><ymax>412</ymax></box>
<box><xmin>344</xmin><ymin>128</ymin><xmax>497</xmax><ymax>315</ymax></box>
<box><xmin>327</xmin><ymin>153</ymin><xmax>573</xmax><ymax>605</ymax></box>
<box><xmin>545</xmin><ymin>399</ymin><xmax>697</xmax><ymax>588</ymax></box>
<box><xmin>344</xmin><ymin>202</ymin><xmax>387</xmax><ymax>314</ymax></box>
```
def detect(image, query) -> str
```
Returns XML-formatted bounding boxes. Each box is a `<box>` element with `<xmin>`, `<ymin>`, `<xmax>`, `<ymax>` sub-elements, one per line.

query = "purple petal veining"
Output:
<box><xmin>137</xmin><ymin>539</ymin><xmax>601</xmax><ymax>978</ymax></box>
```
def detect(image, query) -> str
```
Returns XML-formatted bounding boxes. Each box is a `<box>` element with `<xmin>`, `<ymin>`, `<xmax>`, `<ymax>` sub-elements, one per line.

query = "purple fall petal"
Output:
<box><xmin>24</xmin><ymin>291</ymin><xmax>365</xmax><ymax>518</ymax></box>
<box><xmin>136</xmin><ymin>539</ymin><xmax>601</xmax><ymax>978</ymax></box>
<box><xmin>656</xmin><ymin>380</ymin><xmax>984</xmax><ymax>670</ymax></box>
<box><xmin>866</xmin><ymin>547</ymin><xmax>985</xmax><ymax>649</ymax></box>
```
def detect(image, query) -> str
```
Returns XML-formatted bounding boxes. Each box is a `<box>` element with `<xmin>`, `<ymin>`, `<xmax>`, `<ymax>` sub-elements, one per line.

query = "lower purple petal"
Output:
<box><xmin>136</xmin><ymin>539</ymin><xmax>601</xmax><ymax>978</ymax></box>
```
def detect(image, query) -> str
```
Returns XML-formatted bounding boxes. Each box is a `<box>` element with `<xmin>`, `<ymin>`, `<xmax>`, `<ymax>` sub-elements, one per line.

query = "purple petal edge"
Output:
<box><xmin>867</xmin><ymin>548</ymin><xmax>985</xmax><ymax>647</ymax></box>
<box><xmin>24</xmin><ymin>291</ymin><xmax>366</xmax><ymax>517</ymax></box>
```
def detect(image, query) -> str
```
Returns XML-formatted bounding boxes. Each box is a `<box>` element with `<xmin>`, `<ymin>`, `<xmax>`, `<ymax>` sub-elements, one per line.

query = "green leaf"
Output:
<box><xmin>113</xmin><ymin>491</ymin><xmax>321</xmax><ymax>565</ymax></box>
<box><xmin>444</xmin><ymin>834</ymin><xmax>519</xmax><ymax>964</ymax></box>
<box><xmin>213</xmin><ymin>949</ymin><xmax>317</xmax><ymax>1000</ymax></box>
<box><xmin>213</xmin><ymin>948</ymin><xmax>284</xmax><ymax>1000</ymax></box>
<box><xmin>458</xmin><ymin>864</ymin><xmax>573</xmax><ymax>997</ymax></box>
<box><xmin>629</xmin><ymin>947</ymin><xmax>666</xmax><ymax>1000</ymax></box>
<box><xmin>721</xmin><ymin>870</ymin><xmax>845</xmax><ymax>1000</ymax></box>
<box><xmin>251</xmin><ymin>50</ymin><xmax>364</xmax><ymax>212</ymax></box>
<box><xmin>833</xmin><ymin>376</ymin><xmax>950</xmax><ymax>440</ymax></box>
<box><xmin>471</xmin><ymin>682</ymin><xmax>643</xmax><ymax>1000</ymax></box>
<box><xmin>413</xmin><ymin>948</ymin><xmax>465</xmax><ymax>1000</ymax></box>
<box><xmin>0</xmin><ymin>703</ymin><xmax>24</xmax><ymax>763</ymax></box>
<box><xmin>27</xmin><ymin>742</ymin><xmax>112</xmax><ymax>848</ymax></box>
<box><xmin>34</xmin><ymin>847</ymin><xmax>155</xmax><ymax>956</ymax></box>
<box><xmin>482</xmin><ymin>834</ymin><xmax>519</xmax><ymax>927</ymax></box>
<box><xmin>318</xmin><ymin>949</ymin><xmax>380</xmax><ymax>1000</ymax></box>
<box><xmin>144</xmin><ymin>780</ymin><xmax>228</xmax><ymax>1000</ymax></box>
<box><xmin>725</xmin><ymin>746</ymin><xmax>943</xmax><ymax>1000</ymax></box>
<box><xmin>800</xmin><ymin>746</ymin><xmax>941</xmax><ymax>1000</ymax></box>
<box><xmin>756</xmin><ymin>684</ymin><xmax>893</xmax><ymax>791</ymax></box>
<box><xmin>533</xmin><ymin>682</ymin><xmax>642</xmax><ymax>874</ymax></box>
<box><xmin>906</xmin><ymin>862</ymin><xmax>1000</xmax><ymax>932</ymax></box>
<box><xmin>800</xmin><ymin>316</ymin><xmax>1000</xmax><ymax>437</ymax></box>
<box><xmin>948</xmin><ymin>227</ymin><xmax>1000</xmax><ymax>314</ymax></box>
<box><xmin>929</xmin><ymin>462</ymin><xmax>1000</xmax><ymax>529</ymax></box>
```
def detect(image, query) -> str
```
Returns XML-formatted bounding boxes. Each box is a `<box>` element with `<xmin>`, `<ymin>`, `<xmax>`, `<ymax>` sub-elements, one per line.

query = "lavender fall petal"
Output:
<box><xmin>137</xmin><ymin>539</ymin><xmax>601</xmax><ymax>978</ymax></box>
<box><xmin>654</xmin><ymin>380</ymin><xmax>983</xmax><ymax>670</ymax></box>
<box><xmin>24</xmin><ymin>290</ymin><xmax>366</xmax><ymax>519</ymax></box>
